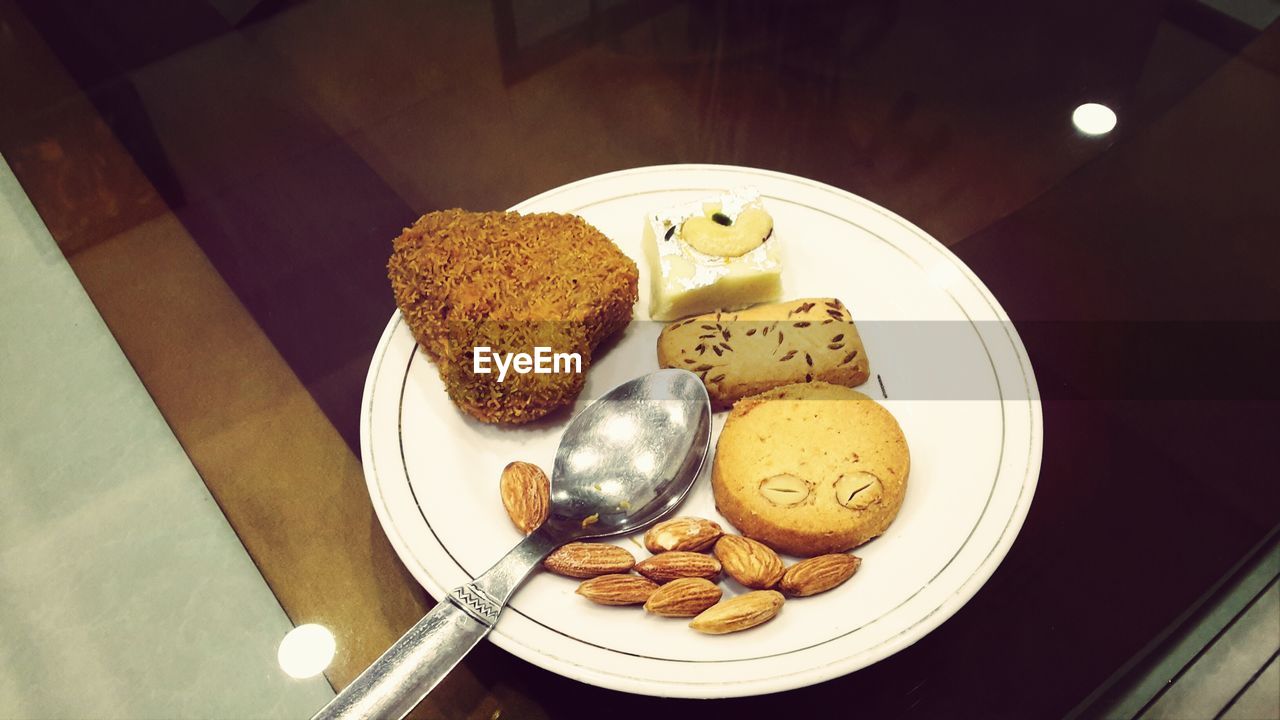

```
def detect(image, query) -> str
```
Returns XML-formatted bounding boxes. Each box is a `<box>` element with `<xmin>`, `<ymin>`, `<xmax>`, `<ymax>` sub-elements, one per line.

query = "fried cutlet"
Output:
<box><xmin>388</xmin><ymin>210</ymin><xmax>638</xmax><ymax>424</ymax></box>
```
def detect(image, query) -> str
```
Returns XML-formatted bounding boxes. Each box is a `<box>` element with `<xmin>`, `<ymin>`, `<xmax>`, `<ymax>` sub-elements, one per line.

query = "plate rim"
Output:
<box><xmin>360</xmin><ymin>163</ymin><xmax>1043</xmax><ymax>697</ymax></box>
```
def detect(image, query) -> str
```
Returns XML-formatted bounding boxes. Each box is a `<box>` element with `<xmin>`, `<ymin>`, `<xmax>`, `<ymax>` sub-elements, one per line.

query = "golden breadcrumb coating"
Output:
<box><xmin>388</xmin><ymin>210</ymin><xmax>638</xmax><ymax>424</ymax></box>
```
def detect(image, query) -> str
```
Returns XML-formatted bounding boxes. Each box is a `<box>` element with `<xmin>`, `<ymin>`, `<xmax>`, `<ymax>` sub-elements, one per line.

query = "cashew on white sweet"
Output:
<box><xmin>681</xmin><ymin>207</ymin><xmax>773</xmax><ymax>257</ymax></box>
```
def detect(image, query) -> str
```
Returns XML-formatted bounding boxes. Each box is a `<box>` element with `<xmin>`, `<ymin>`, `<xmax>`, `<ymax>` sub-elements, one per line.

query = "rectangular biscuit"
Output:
<box><xmin>657</xmin><ymin>298</ymin><xmax>870</xmax><ymax>409</ymax></box>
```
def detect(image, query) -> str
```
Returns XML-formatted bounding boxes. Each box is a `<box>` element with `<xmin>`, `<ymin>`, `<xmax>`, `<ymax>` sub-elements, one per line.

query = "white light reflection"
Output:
<box><xmin>633</xmin><ymin>451</ymin><xmax>657</xmax><ymax>477</ymax></box>
<box><xmin>600</xmin><ymin>414</ymin><xmax>637</xmax><ymax>443</ymax></box>
<box><xmin>278</xmin><ymin>624</ymin><xmax>336</xmax><ymax>679</ymax></box>
<box><xmin>1072</xmin><ymin>103</ymin><xmax>1117</xmax><ymax>136</ymax></box>
<box><xmin>569</xmin><ymin>446</ymin><xmax>601</xmax><ymax>472</ymax></box>
<box><xmin>662</xmin><ymin>401</ymin><xmax>689</xmax><ymax>429</ymax></box>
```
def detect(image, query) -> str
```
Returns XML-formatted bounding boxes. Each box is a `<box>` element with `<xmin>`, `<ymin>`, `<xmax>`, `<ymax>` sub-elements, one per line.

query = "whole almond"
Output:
<box><xmin>714</xmin><ymin>535</ymin><xmax>785</xmax><ymax>589</ymax></box>
<box><xmin>499</xmin><ymin>461</ymin><xmax>549</xmax><ymax>534</ymax></box>
<box><xmin>780</xmin><ymin>554</ymin><xmax>862</xmax><ymax>597</ymax></box>
<box><xmin>635</xmin><ymin>552</ymin><xmax>722</xmax><ymax>584</ymax></box>
<box><xmin>644</xmin><ymin>578</ymin><xmax>723</xmax><ymax>617</ymax></box>
<box><xmin>644</xmin><ymin>517</ymin><xmax>723</xmax><ymax>553</ymax></box>
<box><xmin>689</xmin><ymin>590</ymin><xmax>785</xmax><ymax>634</ymax></box>
<box><xmin>544</xmin><ymin>543</ymin><xmax>635</xmax><ymax>579</ymax></box>
<box><xmin>576</xmin><ymin>575</ymin><xmax>659</xmax><ymax>606</ymax></box>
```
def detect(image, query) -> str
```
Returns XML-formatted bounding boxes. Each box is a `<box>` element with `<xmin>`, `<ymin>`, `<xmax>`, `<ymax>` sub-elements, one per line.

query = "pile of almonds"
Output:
<box><xmin>500</xmin><ymin>461</ymin><xmax>860</xmax><ymax>635</ymax></box>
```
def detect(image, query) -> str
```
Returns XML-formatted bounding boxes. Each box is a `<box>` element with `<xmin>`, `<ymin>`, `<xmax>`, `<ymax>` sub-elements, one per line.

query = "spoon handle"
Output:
<box><xmin>312</xmin><ymin>530</ymin><xmax>560</xmax><ymax>720</ymax></box>
<box><xmin>312</xmin><ymin>597</ymin><xmax>488</xmax><ymax>720</ymax></box>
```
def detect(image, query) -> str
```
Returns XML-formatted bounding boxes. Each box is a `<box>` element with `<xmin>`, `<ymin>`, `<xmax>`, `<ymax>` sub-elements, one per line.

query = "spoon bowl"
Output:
<box><xmin>548</xmin><ymin>368</ymin><xmax>712</xmax><ymax>539</ymax></box>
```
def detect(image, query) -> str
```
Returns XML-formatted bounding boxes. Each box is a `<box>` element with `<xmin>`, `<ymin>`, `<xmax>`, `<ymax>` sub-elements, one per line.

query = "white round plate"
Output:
<box><xmin>360</xmin><ymin>164</ymin><xmax>1041</xmax><ymax>698</ymax></box>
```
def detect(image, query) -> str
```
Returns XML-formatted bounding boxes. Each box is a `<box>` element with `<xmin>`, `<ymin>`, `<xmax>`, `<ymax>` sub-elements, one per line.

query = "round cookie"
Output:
<box><xmin>712</xmin><ymin>382</ymin><xmax>909</xmax><ymax>556</ymax></box>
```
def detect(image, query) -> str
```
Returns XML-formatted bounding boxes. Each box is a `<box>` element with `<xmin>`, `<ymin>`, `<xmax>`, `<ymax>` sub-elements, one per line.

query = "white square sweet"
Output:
<box><xmin>642</xmin><ymin>187</ymin><xmax>783</xmax><ymax>321</ymax></box>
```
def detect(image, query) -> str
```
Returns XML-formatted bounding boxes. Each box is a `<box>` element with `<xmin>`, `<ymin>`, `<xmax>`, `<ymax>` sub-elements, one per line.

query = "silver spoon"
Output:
<box><xmin>314</xmin><ymin>368</ymin><xmax>712</xmax><ymax>720</ymax></box>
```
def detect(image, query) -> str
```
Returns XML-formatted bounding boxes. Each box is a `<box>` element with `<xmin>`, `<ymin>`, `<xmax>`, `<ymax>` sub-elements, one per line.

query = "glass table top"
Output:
<box><xmin>2</xmin><ymin>0</ymin><xmax>1278</xmax><ymax>717</ymax></box>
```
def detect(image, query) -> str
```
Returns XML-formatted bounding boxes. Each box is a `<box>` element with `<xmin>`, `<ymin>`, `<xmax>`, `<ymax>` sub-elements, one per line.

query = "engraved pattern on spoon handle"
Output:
<box><xmin>312</xmin><ymin>530</ymin><xmax>561</xmax><ymax>720</ymax></box>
